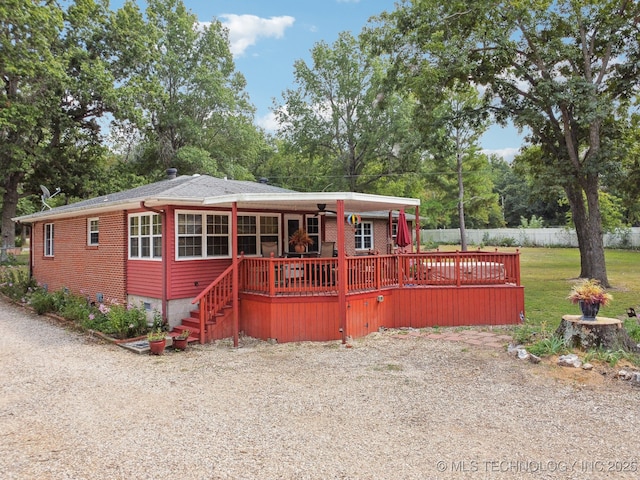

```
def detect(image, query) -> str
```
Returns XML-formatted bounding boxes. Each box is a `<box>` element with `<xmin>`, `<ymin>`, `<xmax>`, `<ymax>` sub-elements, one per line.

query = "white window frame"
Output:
<box><xmin>237</xmin><ymin>213</ymin><xmax>281</xmax><ymax>256</ymax></box>
<box><xmin>175</xmin><ymin>211</ymin><xmax>281</xmax><ymax>259</ymax></box>
<box><xmin>355</xmin><ymin>221</ymin><xmax>373</xmax><ymax>250</ymax></box>
<box><xmin>129</xmin><ymin>213</ymin><xmax>162</xmax><ymax>260</ymax></box>
<box><xmin>175</xmin><ymin>211</ymin><xmax>232</xmax><ymax>260</ymax></box>
<box><xmin>304</xmin><ymin>215</ymin><xmax>321</xmax><ymax>253</ymax></box>
<box><xmin>44</xmin><ymin>223</ymin><xmax>54</xmax><ymax>257</ymax></box>
<box><xmin>88</xmin><ymin>218</ymin><xmax>99</xmax><ymax>246</ymax></box>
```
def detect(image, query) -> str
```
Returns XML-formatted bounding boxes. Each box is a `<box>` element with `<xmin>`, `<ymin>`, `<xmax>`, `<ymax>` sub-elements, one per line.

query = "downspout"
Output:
<box><xmin>232</xmin><ymin>202</ymin><xmax>239</xmax><ymax>348</ymax></box>
<box><xmin>336</xmin><ymin>200</ymin><xmax>347</xmax><ymax>344</ymax></box>
<box><xmin>141</xmin><ymin>202</ymin><xmax>168</xmax><ymax>325</ymax></box>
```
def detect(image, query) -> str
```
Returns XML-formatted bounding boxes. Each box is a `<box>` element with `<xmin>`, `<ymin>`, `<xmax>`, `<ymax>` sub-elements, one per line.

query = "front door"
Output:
<box><xmin>284</xmin><ymin>214</ymin><xmax>304</xmax><ymax>255</ymax></box>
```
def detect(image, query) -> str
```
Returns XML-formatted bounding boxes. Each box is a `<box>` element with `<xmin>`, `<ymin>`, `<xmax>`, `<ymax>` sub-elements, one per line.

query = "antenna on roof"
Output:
<box><xmin>40</xmin><ymin>185</ymin><xmax>61</xmax><ymax>211</ymax></box>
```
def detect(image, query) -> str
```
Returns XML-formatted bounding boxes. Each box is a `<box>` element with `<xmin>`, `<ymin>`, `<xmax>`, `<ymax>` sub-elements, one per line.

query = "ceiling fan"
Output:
<box><xmin>315</xmin><ymin>203</ymin><xmax>337</xmax><ymax>216</ymax></box>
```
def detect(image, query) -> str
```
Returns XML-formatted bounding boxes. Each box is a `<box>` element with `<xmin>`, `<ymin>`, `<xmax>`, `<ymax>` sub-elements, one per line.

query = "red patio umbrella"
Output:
<box><xmin>395</xmin><ymin>209</ymin><xmax>411</xmax><ymax>252</ymax></box>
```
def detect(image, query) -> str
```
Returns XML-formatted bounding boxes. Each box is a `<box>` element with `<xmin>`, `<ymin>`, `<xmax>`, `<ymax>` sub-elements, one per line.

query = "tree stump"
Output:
<box><xmin>555</xmin><ymin>315</ymin><xmax>639</xmax><ymax>352</ymax></box>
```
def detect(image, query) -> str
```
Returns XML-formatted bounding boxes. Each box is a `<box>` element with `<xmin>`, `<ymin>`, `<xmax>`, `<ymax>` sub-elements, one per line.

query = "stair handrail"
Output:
<box><xmin>192</xmin><ymin>258</ymin><xmax>243</xmax><ymax>343</ymax></box>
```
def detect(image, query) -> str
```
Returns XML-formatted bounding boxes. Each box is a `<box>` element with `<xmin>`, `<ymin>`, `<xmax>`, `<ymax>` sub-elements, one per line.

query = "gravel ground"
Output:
<box><xmin>1</xmin><ymin>297</ymin><xmax>639</xmax><ymax>480</ymax></box>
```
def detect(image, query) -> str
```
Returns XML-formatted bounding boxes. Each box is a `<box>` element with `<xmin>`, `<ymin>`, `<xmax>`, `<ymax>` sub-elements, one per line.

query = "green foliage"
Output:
<box><xmin>373</xmin><ymin>0</ymin><xmax>640</xmax><ymax>282</ymax></box>
<box><xmin>511</xmin><ymin>324</ymin><xmax>542</xmax><ymax>345</ymax></box>
<box><xmin>274</xmin><ymin>31</ymin><xmax>423</xmax><ymax>193</ymax></box>
<box><xmin>624</xmin><ymin>318</ymin><xmax>640</xmax><ymax>343</ymax></box>
<box><xmin>0</xmin><ymin>266</ymin><xmax>35</xmax><ymax>301</ymax></box>
<box><xmin>583</xmin><ymin>348</ymin><xmax>638</xmax><ymax>368</ymax></box>
<box><xmin>91</xmin><ymin>301</ymin><xmax>149</xmax><ymax>339</ymax></box>
<box><xmin>112</xmin><ymin>0</ymin><xmax>260</xmax><ymax>179</ymax></box>
<box><xmin>480</xmin><ymin>233</ymin><xmax>517</xmax><ymax>248</ymax></box>
<box><xmin>28</xmin><ymin>289</ymin><xmax>57</xmax><ymax>315</ymax></box>
<box><xmin>527</xmin><ymin>335</ymin><xmax>568</xmax><ymax>357</ymax></box>
<box><xmin>519</xmin><ymin>215</ymin><xmax>545</xmax><ymax>229</ymax></box>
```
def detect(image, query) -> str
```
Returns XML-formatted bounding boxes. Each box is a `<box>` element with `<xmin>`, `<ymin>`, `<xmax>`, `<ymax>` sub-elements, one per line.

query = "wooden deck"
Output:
<box><xmin>227</xmin><ymin>251</ymin><xmax>525</xmax><ymax>343</ymax></box>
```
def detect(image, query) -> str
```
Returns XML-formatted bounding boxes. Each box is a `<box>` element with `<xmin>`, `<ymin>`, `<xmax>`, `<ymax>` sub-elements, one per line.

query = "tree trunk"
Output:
<box><xmin>456</xmin><ymin>139</ymin><xmax>467</xmax><ymax>252</ymax></box>
<box><xmin>1</xmin><ymin>171</ymin><xmax>24</xmax><ymax>249</ymax></box>
<box><xmin>564</xmin><ymin>177</ymin><xmax>609</xmax><ymax>287</ymax></box>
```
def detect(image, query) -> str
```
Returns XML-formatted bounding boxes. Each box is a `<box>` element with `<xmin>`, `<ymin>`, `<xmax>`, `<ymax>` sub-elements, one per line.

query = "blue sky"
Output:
<box><xmin>109</xmin><ymin>0</ymin><xmax>523</xmax><ymax>161</ymax></box>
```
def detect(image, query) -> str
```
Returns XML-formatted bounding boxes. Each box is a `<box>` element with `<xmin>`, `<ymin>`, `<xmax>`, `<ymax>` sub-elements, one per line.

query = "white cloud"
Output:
<box><xmin>481</xmin><ymin>147</ymin><xmax>520</xmax><ymax>163</ymax></box>
<box><xmin>219</xmin><ymin>14</ymin><xmax>295</xmax><ymax>57</ymax></box>
<box><xmin>256</xmin><ymin>111</ymin><xmax>280</xmax><ymax>132</ymax></box>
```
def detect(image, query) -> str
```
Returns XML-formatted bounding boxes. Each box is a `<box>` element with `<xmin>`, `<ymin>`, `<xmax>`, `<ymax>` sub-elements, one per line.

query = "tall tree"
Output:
<box><xmin>0</xmin><ymin>0</ymin><xmax>63</xmax><ymax>246</ymax></box>
<box><xmin>420</xmin><ymin>83</ymin><xmax>494</xmax><ymax>249</ymax></box>
<box><xmin>274</xmin><ymin>31</ymin><xmax>422</xmax><ymax>193</ymax></box>
<box><xmin>1</xmin><ymin>0</ymin><xmax>117</xmax><ymax>247</ymax></box>
<box><xmin>372</xmin><ymin>0</ymin><xmax>640</xmax><ymax>286</ymax></box>
<box><xmin>113</xmin><ymin>0</ymin><xmax>258</xmax><ymax>179</ymax></box>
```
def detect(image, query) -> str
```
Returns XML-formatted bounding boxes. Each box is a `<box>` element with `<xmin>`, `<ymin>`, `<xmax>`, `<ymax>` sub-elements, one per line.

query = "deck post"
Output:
<box><xmin>337</xmin><ymin>200</ymin><xmax>347</xmax><ymax>344</ymax></box>
<box><xmin>232</xmin><ymin>202</ymin><xmax>239</xmax><ymax>347</ymax></box>
<box><xmin>414</xmin><ymin>206</ymin><xmax>420</xmax><ymax>253</ymax></box>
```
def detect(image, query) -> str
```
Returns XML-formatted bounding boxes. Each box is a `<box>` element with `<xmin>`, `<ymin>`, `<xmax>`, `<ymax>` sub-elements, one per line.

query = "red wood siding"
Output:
<box><xmin>31</xmin><ymin>212</ymin><xmax>127</xmax><ymax>303</ymax></box>
<box><xmin>240</xmin><ymin>294</ymin><xmax>341</xmax><ymax>342</ymax></box>
<box><xmin>127</xmin><ymin>260</ymin><xmax>163</xmax><ymax>297</ymax></box>
<box><xmin>237</xmin><ymin>285</ymin><xmax>523</xmax><ymax>344</ymax></box>
<box><xmin>168</xmin><ymin>259</ymin><xmax>232</xmax><ymax>299</ymax></box>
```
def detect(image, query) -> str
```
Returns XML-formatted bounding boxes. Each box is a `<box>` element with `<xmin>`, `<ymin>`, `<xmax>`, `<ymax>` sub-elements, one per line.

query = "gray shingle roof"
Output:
<box><xmin>15</xmin><ymin>175</ymin><xmax>295</xmax><ymax>222</ymax></box>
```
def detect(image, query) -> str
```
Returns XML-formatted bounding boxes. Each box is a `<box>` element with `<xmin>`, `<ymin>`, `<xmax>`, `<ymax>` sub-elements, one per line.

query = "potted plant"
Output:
<box><xmin>173</xmin><ymin>329</ymin><xmax>190</xmax><ymax>350</ymax></box>
<box><xmin>567</xmin><ymin>278</ymin><xmax>613</xmax><ymax>320</ymax></box>
<box><xmin>147</xmin><ymin>329</ymin><xmax>167</xmax><ymax>355</ymax></box>
<box><xmin>289</xmin><ymin>228</ymin><xmax>313</xmax><ymax>253</ymax></box>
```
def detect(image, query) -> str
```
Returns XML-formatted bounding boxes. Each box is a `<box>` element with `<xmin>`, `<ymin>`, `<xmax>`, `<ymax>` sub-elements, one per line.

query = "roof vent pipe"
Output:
<box><xmin>166</xmin><ymin>168</ymin><xmax>178</xmax><ymax>179</ymax></box>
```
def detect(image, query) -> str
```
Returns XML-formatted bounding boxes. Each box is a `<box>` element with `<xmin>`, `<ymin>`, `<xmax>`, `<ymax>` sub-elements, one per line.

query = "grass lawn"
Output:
<box><xmin>518</xmin><ymin>247</ymin><xmax>640</xmax><ymax>327</ymax></box>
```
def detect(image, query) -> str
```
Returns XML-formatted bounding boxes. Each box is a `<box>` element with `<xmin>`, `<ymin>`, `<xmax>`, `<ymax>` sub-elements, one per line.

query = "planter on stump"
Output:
<box><xmin>555</xmin><ymin>315</ymin><xmax>639</xmax><ymax>352</ymax></box>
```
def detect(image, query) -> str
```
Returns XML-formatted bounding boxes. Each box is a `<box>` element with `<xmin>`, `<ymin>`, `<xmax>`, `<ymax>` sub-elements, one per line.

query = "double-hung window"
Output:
<box><xmin>176</xmin><ymin>212</ymin><xmax>230</xmax><ymax>258</ymax></box>
<box><xmin>88</xmin><ymin>218</ymin><xmax>99</xmax><ymax>246</ymax></box>
<box><xmin>44</xmin><ymin>223</ymin><xmax>54</xmax><ymax>257</ymax></box>
<box><xmin>355</xmin><ymin>222</ymin><xmax>373</xmax><ymax>250</ymax></box>
<box><xmin>305</xmin><ymin>216</ymin><xmax>320</xmax><ymax>253</ymax></box>
<box><xmin>129</xmin><ymin>213</ymin><xmax>162</xmax><ymax>259</ymax></box>
<box><xmin>237</xmin><ymin>214</ymin><xmax>280</xmax><ymax>255</ymax></box>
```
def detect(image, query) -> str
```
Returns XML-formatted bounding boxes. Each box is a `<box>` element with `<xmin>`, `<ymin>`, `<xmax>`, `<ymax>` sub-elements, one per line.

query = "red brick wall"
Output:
<box><xmin>31</xmin><ymin>212</ymin><xmax>127</xmax><ymax>303</ymax></box>
<box><xmin>324</xmin><ymin>217</ymin><xmax>413</xmax><ymax>255</ymax></box>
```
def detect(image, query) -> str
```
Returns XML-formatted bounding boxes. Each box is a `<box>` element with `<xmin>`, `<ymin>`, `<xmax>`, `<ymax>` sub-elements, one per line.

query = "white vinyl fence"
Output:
<box><xmin>421</xmin><ymin>228</ymin><xmax>640</xmax><ymax>248</ymax></box>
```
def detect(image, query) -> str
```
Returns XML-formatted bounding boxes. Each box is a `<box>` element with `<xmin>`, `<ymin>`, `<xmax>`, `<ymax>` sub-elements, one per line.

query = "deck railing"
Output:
<box><xmin>192</xmin><ymin>261</ymin><xmax>238</xmax><ymax>343</ymax></box>
<box><xmin>239</xmin><ymin>250</ymin><xmax>520</xmax><ymax>296</ymax></box>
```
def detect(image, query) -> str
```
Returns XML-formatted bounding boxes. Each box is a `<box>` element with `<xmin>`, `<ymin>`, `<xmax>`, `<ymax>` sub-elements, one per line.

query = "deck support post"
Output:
<box><xmin>232</xmin><ymin>202</ymin><xmax>239</xmax><ymax>348</ymax></box>
<box><xmin>337</xmin><ymin>200</ymin><xmax>347</xmax><ymax>344</ymax></box>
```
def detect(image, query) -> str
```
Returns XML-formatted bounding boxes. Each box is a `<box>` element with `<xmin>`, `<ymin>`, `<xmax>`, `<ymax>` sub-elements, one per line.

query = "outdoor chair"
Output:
<box><xmin>261</xmin><ymin>241</ymin><xmax>278</xmax><ymax>257</ymax></box>
<box><xmin>319</xmin><ymin>241</ymin><xmax>336</xmax><ymax>285</ymax></box>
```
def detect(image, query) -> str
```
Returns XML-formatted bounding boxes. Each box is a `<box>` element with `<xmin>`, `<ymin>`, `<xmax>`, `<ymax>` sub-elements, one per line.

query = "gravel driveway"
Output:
<box><xmin>1</xmin><ymin>297</ymin><xmax>638</xmax><ymax>479</ymax></box>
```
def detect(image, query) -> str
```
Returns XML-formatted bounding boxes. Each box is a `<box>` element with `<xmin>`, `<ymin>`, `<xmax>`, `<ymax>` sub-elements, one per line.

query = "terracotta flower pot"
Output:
<box><xmin>294</xmin><ymin>244</ymin><xmax>306</xmax><ymax>253</ymax></box>
<box><xmin>173</xmin><ymin>337</ymin><xmax>188</xmax><ymax>350</ymax></box>
<box><xmin>149</xmin><ymin>339</ymin><xmax>166</xmax><ymax>355</ymax></box>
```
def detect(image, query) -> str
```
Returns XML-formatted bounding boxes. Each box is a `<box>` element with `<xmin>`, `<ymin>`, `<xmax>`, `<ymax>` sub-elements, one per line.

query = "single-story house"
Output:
<box><xmin>14</xmin><ymin>170</ymin><xmax>524</xmax><ymax>345</ymax></box>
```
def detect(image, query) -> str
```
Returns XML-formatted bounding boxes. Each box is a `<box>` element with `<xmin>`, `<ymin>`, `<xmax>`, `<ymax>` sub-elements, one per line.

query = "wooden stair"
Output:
<box><xmin>171</xmin><ymin>304</ymin><xmax>233</xmax><ymax>343</ymax></box>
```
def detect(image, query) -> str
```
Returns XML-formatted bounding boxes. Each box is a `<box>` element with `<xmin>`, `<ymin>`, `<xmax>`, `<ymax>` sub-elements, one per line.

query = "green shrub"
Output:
<box><xmin>88</xmin><ymin>300</ymin><xmax>149</xmax><ymax>339</ymax></box>
<box><xmin>0</xmin><ymin>266</ymin><xmax>35</xmax><ymax>301</ymax></box>
<box><xmin>29</xmin><ymin>288</ymin><xmax>57</xmax><ymax>315</ymax></box>
<box><xmin>59</xmin><ymin>295</ymin><xmax>92</xmax><ymax>324</ymax></box>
